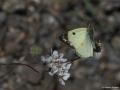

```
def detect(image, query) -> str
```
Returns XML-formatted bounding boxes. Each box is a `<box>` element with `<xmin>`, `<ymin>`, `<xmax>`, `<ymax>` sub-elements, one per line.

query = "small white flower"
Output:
<box><xmin>41</xmin><ymin>50</ymin><xmax>72</xmax><ymax>85</ymax></box>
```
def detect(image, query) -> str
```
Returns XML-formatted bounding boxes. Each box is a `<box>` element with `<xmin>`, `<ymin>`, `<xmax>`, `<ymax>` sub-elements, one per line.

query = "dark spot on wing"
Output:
<box><xmin>72</xmin><ymin>32</ymin><xmax>76</xmax><ymax>35</ymax></box>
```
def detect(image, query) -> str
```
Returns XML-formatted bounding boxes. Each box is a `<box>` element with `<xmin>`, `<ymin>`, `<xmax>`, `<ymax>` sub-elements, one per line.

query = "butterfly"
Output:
<box><xmin>59</xmin><ymin>27</ymin><xmax>102</xmax><ymax>58</ymax></box>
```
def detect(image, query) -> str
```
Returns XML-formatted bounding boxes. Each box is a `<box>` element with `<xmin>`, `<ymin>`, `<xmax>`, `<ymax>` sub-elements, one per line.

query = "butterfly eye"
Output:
<box><xmin>72</xmin><ymin>32</ymin><xmax>76</xmax><ymax>35</ymax></box>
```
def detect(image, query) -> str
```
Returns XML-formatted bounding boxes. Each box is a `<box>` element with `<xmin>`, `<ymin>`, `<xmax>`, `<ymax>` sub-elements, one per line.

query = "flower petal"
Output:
<box><xmin>60</xmin><ymin>59</ymin><xmax>67</xmax><ymax>62</ymax></box>
<box><xmin>52</xmin><ymin>50</ymin><xmax>59</xmax><ymax>58</ymax></box>
<box><xmin>41</xmin><ymin>56</ymin><xmax>46</xmax><ymax>62</ymax></box>
<box><xmin>66</xmin><ymin>63</ymin><xmax>71</xmax><ymax>70</ymax></box>
<box><xmin>45</xmin><ymin>56</ymin><xmax>52</xmax><ymax>63</ymax></box>
<box><xmin>63</xmin><ymin>73</ymin><xmax>70</xmax><ymax>81</ymax></box>
<box><xmin>59</xmin><ymin>78</ymin><xmax>65</xmax><ymax>85</ymax></box>
<box><xmin>59</xmin><ymin>53</ymin><xmax>64</xmax><ymax>58</ymax></box>
<box><xmin>49</xmin><ymin>72</ymin><xmax>54</xmax><ymax>76</ymax></box>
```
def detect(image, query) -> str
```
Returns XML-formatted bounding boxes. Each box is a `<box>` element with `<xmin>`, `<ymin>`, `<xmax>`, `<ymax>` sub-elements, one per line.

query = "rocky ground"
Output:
<box><xmin>0</xmin><ymin>0</ymin><xmax>120</xmax><ymax>90</ymax></box>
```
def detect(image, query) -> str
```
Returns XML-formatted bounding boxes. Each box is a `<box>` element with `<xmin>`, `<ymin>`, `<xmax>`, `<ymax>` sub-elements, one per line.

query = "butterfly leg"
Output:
<box><xmin>94</xmin><ymin>41</ymin><xmax>102</xmax><ymax>52</ymax></box>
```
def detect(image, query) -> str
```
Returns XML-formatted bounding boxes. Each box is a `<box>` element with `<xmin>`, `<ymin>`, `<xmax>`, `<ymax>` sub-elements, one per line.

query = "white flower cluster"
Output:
<box><xmin>41</xmin><ymin>50</ymin><xmax>72</xmax><ymax>85</ymax></box>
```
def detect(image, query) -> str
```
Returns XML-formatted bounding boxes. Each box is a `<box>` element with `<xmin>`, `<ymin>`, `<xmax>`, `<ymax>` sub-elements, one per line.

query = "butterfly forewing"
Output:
<box><xmin>68</xmin><ymin>28</ymin><xmax>94</xmax><ymax>58</ymax></box>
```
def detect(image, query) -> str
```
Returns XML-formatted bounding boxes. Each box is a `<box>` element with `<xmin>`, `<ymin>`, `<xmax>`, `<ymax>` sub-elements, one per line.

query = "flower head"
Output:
<box><xmin>41</xmin><ymin>50</ymin><xmax>72</xmax><ymax>85</ymax></box>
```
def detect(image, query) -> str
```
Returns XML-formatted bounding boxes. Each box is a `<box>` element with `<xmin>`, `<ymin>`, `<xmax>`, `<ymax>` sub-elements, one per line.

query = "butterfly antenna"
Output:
<box><xmin>0</xmin><ymin>63</ymin><xmax>40</xmax><ymax>73</ymax></box>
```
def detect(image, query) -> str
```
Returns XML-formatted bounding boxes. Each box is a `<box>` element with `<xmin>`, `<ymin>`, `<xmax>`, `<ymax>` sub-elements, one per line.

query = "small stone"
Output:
<box><xmin>0</xmin><ymin>12</ymin><xmax>7</xmax><ymax>24</ymax></box>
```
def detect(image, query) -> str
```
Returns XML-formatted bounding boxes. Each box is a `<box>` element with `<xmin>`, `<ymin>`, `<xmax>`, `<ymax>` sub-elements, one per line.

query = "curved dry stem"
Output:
<box><xmin>0</xmin><ymin>63</ymin><xmax>40</xmax><ymax>73</ymax></box>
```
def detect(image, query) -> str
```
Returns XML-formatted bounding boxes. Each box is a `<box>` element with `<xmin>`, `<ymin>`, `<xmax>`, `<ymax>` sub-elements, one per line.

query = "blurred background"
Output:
<box><xmin>0</xmin><ymin>0</ymin><xmax>120</xmax><ymax>90</ymax></box>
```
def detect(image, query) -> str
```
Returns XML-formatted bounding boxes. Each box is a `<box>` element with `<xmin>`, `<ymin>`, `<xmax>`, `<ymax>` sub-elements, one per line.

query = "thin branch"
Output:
<box><xmin>0</xmin><ymin>63</ymin><xmax>40</xmax><ymax>73</ymax></box>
